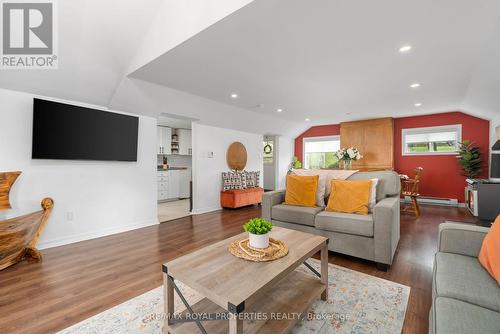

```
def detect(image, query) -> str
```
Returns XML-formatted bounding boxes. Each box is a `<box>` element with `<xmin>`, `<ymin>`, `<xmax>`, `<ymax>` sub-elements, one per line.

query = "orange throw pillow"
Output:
<box><xmin>285</xmin><ymin>175</ymin><xmax>319</xmax><ymax>207</ymax></box>
<box><xmin>479</xmin><ymin>215</ymin><xmax>500</xmax><ymax>284</ymax></box>
<box><xmin>325</xmin><ymin>179</ymin><xmax>372</xmax><ymax>215</ymax></box>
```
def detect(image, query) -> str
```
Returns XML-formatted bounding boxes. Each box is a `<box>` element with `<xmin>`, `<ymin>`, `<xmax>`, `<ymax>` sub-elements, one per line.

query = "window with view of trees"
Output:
<box><xmin>402</xmin><ymin>125</ymin><xmax>461</xmax><ymax>155</ymax></box>
<box><xmin>303</xmin><ymin>136</ymin><xmax>340</xmax><ymax>169</ymax></box>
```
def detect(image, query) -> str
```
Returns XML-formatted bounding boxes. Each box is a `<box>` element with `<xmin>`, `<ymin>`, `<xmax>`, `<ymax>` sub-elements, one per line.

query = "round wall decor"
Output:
<box><xmin>227</xmin><ymin>142</ymin><xmax>247</xmax><ymax>170</ymax></box>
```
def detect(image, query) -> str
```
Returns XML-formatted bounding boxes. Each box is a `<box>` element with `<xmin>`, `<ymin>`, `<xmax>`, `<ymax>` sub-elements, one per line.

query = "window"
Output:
<box><xmin>402</xmin><ymin>125</ymin><xmax>461</xmax><ymax>155</ymax></box>
<box><xmin>303</xmin><ymin>136</ymin><xmax>340</xmax><ymax>169</ymax></box>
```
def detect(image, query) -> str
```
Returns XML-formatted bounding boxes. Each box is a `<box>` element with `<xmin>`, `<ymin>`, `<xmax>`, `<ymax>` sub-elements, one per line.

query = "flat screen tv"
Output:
<box><xmin>32</xmin><ymin>98</ymin><xmax>139</xmax><ymax>161</ymax></box>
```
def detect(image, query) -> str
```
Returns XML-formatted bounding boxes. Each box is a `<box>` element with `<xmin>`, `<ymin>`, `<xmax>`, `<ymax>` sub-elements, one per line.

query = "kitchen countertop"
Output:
<box><xmin>157</xmin><ymin>167</ymin><xmax>189</xmax><ymax>171</ymax></box>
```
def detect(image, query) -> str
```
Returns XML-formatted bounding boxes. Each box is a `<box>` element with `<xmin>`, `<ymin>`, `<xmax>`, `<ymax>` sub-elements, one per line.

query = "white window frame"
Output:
<box><xmin>402</xmin><ymin>124</ymin><xmax>462</xmax><ymax>156</ymax></box>
<box><xmin>302</xmin><ymin>135</ymin><xmax>340</xmax><ymax>169</ymax></box>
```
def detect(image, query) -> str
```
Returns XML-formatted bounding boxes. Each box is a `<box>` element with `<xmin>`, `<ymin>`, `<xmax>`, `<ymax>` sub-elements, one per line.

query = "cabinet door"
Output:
<box><xmin>163</xmin><ymin>127</ymin><xmax>172</xmax><ymax>155</ymax></box>
<box><xmin>157</xmin><ymin>127</ymin><xmax>163</xmax><ymax>154</ymax></box>
<box><xmin>167</xmin><ymin>170</ymin><xmax>180</xmax><ymax>199</ymax></box>
<box><xmin>340</xmin><ymin>118</ymin><xmax>394</xmax><ymax>170</ymax></box>
<box><xmin>157</xmin><ymin>127</ymin><xmax>173</xmax><ymax>155</ymax></box>
<box><xmin>177</xmin><ymin>129</ymin><xmax>192</xmax><ymax>155</ymax></box>
<box><xmin>179</xmin><ymin>170</ymin><xmax>191</xmax><ymax>198</ymax></box>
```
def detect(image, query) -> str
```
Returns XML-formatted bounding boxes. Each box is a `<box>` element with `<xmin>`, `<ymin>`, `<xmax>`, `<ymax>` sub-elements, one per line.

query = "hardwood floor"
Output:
<box><xmin>0</xmin><ymin>205</ymin><xmax>475</xmax><ymax>334</ymax></box>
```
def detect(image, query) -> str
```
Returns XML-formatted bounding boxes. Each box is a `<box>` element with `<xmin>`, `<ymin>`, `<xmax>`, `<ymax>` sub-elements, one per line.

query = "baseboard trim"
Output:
<box><xmin>191</xmin><ymin>206</ymin><xmax>222</xmax><ymax>215</ymax></box>
<box><xmin>37</xmin><ymin>218</ymin><xmax>160</xmax><ymax>250</ymax></box>
<box><xmin>400</xmin><ymin>198</ymin><xmax>465</xmax><ymax>208</ymax></box>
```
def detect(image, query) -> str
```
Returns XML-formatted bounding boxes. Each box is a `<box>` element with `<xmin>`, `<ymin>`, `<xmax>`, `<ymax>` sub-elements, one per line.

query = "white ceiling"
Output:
<box><xmin>0</xmin><ymin>0</ymin><xmax>162</xmax><ymax>106</ymax></box>
<box><xmin>131</xmin><ymin>0</ymin><xmax>500</xmax><ymax>124</ymax></box>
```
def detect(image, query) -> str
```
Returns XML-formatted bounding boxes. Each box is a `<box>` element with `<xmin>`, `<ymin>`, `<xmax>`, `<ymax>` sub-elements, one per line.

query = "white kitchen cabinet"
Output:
<box><xmin>158</xmin><ymin>169</ymin><xmax>191</xmax><ymax>201</ymax></box>
<box><xmin>179</xmin><ymin>169</ymin><xmax>191</xmax><ymax>198</ymax></box>
<box><xmin>177</xmin><ymin>129</ymin><xmax>192</xmax><ymax>155</ymax></box>
<box><xmin>157</xmin><ymin>171</ymin><xmax>169</xmax><ymax>200</ymax></box>
<box><xmin>167</xmin><ymin>170</ymin><xmax>180</xmax><ymax>199</ymax></box>
<box><xmin>157</xmin><ymin>126</ymin><xmax>172</xmax><ymax>155</ymax></box>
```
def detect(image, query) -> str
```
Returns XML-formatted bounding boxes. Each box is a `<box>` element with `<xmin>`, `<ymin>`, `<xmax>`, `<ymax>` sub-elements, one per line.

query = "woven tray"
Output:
<box><xmin>228</xmin><ymin>238</ymin><xmax>288</xmax><ymax>262</ymax></box>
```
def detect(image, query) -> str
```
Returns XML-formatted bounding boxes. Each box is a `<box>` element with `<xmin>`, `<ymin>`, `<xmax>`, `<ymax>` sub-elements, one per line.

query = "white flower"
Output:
<box><xmin>356</xmin><ymin>153</ymin><xmax>362</xmax><ymax>160</ymax></box>
<box><xmin>347</xmin><ymin>148</ymin><xmax>355</xmax><ymax>159</ymax></box>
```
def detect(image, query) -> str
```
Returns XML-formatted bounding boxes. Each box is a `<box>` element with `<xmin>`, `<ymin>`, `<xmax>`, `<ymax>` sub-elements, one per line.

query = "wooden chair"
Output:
<box><xmin>401</xmin><ymin>167</ymin><xmax>423</xmax><ymax>218</ymax></box>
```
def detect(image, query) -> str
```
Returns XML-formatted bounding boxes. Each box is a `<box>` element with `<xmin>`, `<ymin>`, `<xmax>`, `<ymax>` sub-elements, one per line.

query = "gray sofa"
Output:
<box><xmin>430</xmin><ymin>223</ymin><xmax>500</xmax><ymax>334</ymax></box>
<box><xmin>262</xmin><ymin>171</ymin><xmax>401</xmax><ymax>270</ymax></box>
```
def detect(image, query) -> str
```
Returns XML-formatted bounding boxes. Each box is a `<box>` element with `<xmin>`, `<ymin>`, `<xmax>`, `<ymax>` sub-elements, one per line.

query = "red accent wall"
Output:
<box><xmin>294</xmin><ymin>112</ymin><xmax>490</xmax><ymax>202</ymax></box>
<box><xmin>294</xmin><ymin>124</ymin><xmax>340</xmax><ymax>161</ymax></box>
<box><xmin>394</xmin><ymin>112</ymin><xmax>489</xmax><ymax>202</ymax></box>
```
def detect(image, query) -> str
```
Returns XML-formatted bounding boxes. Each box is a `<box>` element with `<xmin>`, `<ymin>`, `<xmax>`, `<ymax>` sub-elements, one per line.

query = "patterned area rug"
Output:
<box><xmin>58</xmin><ymin>260</ymin><xmax>409</xmax><ymax>334</ymax></box>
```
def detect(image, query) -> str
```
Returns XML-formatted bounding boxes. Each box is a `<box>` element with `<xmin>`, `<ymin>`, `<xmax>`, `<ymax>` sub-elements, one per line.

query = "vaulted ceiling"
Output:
<box><xmin>0</xmin><ymin>0</ymin><xmax>498</xmax><ymax>137</ymax></box>
<box><xmin>131</xmin><ymin>0</ymin><xmax>500</xmax><ymax>124</ymax></box>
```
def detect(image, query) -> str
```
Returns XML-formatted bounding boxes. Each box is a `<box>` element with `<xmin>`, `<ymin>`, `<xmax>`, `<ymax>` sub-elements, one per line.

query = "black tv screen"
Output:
<box><xmin>32</xmin><ymin>98</ymin><xmax>139</xmax><ymax>161</ymax></box>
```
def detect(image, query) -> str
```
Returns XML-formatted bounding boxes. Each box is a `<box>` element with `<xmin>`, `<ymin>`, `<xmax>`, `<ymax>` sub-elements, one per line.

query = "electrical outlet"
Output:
<box><xmin>66</xmin><ymin>212</ymin><xmax>74</xmax><ymax>221</ymax></box>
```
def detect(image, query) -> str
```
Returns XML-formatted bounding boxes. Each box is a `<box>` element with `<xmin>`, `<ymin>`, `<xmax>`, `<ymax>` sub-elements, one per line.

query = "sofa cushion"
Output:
<box><xmin>284</xmin><ymin>175</ymin><xmax>319</xmax><ymax>208</ymax></box>
<box><xmin>315</xmin><ymin>211</ymin><xmax>374</xmax><ymax>237</ymax></box>
<box><xmin>272</xmin><ymin>204</ymin><xmax>324</xmax><ymax>226</ymax></box>
<box><xmin>433</xmin><ymin>297</ymin><xmax>500</xmax><ymax>334</ymax></box>
<box><xmin>348</xmin><ymin>171</ymin><xmax>400</xmax><ymax>201</ymax></box>
<box><xmin>434</xmin><ymin>252</ymin><xmax>500</xmax><ymax>312</ymax></box>
<box><xmin>479</xmin><ymin>215</ymin><xmax>500</xmax><ymax>284</ymax></box>
<box><xmin>325</xmin><ymin>179</ymin><xmax>372</xmax><ymax>215</ymax></box>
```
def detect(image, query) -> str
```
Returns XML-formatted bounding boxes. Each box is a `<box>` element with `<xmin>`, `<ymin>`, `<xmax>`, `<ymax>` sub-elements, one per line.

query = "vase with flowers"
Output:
<box><xmin>336</xmin><ymin>147</ymin><xmax>363</xmax><ymax>170</ymax></box>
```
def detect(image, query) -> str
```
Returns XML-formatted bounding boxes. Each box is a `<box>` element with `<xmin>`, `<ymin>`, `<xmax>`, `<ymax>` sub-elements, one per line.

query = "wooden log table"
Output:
<box><xmin>162</xmin><ymin>227</ymin><xmax>329</xmax><ymax>334</ymax></box>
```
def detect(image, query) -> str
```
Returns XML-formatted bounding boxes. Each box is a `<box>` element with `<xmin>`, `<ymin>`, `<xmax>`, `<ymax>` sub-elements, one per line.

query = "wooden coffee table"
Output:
<box><xmin>162</xmin><ymin>226</ymin><xmax>329</xmax><ymax>334</ymax></box>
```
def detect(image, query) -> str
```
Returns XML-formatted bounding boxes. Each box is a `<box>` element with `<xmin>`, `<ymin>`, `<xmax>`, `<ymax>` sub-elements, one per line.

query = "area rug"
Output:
<box><xmin>58</xmin><ymin>260</ymin><xmax>410</xmax><ymax>334</ymax></box>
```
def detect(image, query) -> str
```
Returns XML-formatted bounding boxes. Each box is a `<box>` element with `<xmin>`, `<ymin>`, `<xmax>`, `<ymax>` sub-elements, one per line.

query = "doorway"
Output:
<box><xmin>156</xmin><ymin>114</ymin><xmax>195</xmax><ymax>223</ymax></box>
<box><xmin>263</xmin><ymin>135</ymin><xmax>278</xmax><ymax>191</ymax></box>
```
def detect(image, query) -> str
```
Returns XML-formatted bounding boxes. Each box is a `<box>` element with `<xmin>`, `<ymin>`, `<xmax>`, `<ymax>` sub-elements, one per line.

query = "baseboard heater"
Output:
<box><xmin>402</xmin><ymin>196</ymin><xmax>461</xmax><ymax>207</ymax></box>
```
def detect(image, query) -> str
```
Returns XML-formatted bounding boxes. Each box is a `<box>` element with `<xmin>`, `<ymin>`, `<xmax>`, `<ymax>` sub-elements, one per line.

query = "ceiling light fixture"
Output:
<box><xmin>230</xmin><ymin>93</ymin><xmax>238</xmax><ymax>99</ymax></box>
<box><xmin>414</xmin><ymin>103</ymin><xmax>422</xmax><ymax>107</ymax></box>
<box><xmin>410</xmin><ymin>83</ymin><xmax>421</xmax><ymax>88</ymax></box>
<box><xmin>305</xmin><ymin>118</ymin><xmax>310</xmax><ymax>122</ymax></box>
<box><xmin>276</xmin><ymin>108</ymin><xmax>283</xmax><ymax>113</ymax></box>
<box><xmin>399</xmin><ymin>45</ymin><xmax>412</xmax><ymax>53</ymax></box>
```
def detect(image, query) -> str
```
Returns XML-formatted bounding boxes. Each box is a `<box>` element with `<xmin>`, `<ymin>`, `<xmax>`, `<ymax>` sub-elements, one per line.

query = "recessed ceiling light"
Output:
<box><xmin>414</xmin><ymin>103</ymin><xmax>422</xmax><ymax>107</ymax></box>
<box><xmin>276</xmin><ymin>108</ymin><xmax>283</xmax><ymax>113</ymax></box>
<box><xmin>230</xmin><ymin>93</ymin><xmax>238</xmax><ymax>99</ymax></box>
<box><xmin>410</xmin><ymin>83</ymin><xmax>421</xmax><ymax>88</ymax></box>
<box><xmin>399</xmin><ymin>45</ymin><xmax>412</xmax><ymax>53</ymax></box>
<box><xmin>305</xmin><ymin>118</ymin><xmax>310</xmax><ymax>122</ymax></box>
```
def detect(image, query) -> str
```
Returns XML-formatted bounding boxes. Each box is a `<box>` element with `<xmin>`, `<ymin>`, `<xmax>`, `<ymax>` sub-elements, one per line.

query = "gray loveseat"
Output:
<box><xmin>262</xmin><ymin>171</ymin><xmax>401</xmax><ymax>270</ymax></box>
<box><xmin>430</xmin><ymin>223</ymin><xmax>500</xmax><ymax>334</ymax></box>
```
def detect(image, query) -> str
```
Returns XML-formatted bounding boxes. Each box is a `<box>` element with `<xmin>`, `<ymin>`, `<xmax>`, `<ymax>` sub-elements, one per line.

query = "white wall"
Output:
<box><xmin>491</xmin><ymin>115</ymin><xmax>500</xmax><ymax>147</ymax></box>
<box><xmin>191</xmin><ymin>123</ymin><xmax>263</xmax><ymax>214</ymax></box>
<box><xmin>0</xmin><ymin>88</ymin><xmax>158</xmax><ymax>249</ymax></box>
<box><xmin>277</xmin><ymin>136</ymin><xmax>294</xmax><ymax>190</ymax></box>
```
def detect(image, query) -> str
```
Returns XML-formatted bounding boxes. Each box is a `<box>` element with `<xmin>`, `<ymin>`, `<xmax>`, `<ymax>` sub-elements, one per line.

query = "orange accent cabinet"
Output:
<box><xmin>220</xmin><ymin>187</ymin><xmax>264</xmax><ymax>209</ymax></box>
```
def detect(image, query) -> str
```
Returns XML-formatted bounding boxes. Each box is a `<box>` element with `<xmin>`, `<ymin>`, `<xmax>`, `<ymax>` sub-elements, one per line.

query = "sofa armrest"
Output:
<box><xmin>373</xmin><ymin>196</ymin><xmax>400</xmax><ymax>265</ymax></box>
<box><xmin>262</xmin><ymin>190</ymin><xmax>285</xmax><ymax>221</ymax></box>
<box><xmin>438</xmin><ymin>222</ymin><xmax>489</xmax><ymax>257</ymax></box>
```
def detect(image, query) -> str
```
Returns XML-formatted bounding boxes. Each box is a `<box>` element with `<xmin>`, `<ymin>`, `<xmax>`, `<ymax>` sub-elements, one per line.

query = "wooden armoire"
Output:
<box><xmin>340</xmin><ymin>118</ymin><xmax>394</xmax><ymax>171</ymax></box>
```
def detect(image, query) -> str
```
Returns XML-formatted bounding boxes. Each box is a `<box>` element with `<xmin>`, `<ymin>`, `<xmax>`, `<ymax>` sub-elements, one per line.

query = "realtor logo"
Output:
<box><xmin>1</xmin><ymin>0</ymin><xmax>58</xmax><ymax>69</ymax></box>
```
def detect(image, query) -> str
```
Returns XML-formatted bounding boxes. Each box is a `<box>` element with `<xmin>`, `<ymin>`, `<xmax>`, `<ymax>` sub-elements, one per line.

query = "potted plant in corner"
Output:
<box><xmin>243</xmin><ymin>218</ymin><xmax>273</xmax><ymax>249</ymax></box>
<box><xmin>457</xmin><ymin>140</ymin><xmax>482</xmax><ymax>178</ymax></box>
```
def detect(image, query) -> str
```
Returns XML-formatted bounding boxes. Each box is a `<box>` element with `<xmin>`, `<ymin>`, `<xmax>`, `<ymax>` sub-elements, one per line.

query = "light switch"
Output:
<box><xmin>207</xmin><ymin>151</ymin><xmax>214</xmax><ymax>158</ymax></box>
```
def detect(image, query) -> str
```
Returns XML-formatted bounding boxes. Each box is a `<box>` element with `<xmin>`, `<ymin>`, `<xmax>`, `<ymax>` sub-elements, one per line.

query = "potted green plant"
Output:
<box><xmin>457</xmin><ymin>140</ymin><xmax>482</xmax><ymax>178</ymax></box>
<box><xmin>243</xmin><ymin>218</ymin><xmax>273</xmax><ymax>248</ymax></box>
